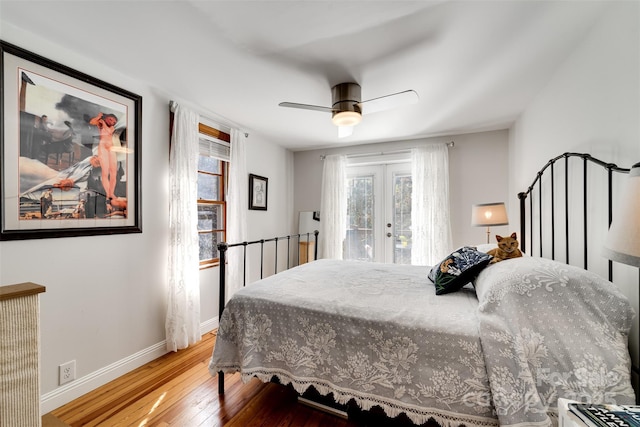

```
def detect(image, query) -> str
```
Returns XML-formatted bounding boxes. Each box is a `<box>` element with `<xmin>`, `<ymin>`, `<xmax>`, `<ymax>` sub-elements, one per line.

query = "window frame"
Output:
<box><xmin>197</xmin><ymin>123</ymin><xmax>230</xmax><ymax>269</ymax></box>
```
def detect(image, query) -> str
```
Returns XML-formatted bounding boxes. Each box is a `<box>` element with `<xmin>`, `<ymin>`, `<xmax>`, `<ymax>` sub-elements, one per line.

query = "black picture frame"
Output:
<box><xmin>0</xmin><ymin>40</ymin><xmax>142</xmax><ymax>240</ymax></box>
<box><xmin>249</xmin><ymin>174</ymin><xmax>268</xmax><ymax>211</ymax></box>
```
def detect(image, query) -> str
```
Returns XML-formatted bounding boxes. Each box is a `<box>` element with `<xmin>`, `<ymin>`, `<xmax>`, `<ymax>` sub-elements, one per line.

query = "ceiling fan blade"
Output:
<box><xmin>358</xmin><ymin>90</ymin><xmax>419</xmax><ymax>115</ymax></box>
<box><xmin>338</xmin><ymin>126</ymin><xmax>353</xmax><ymax>138</ymax></box>
<box><xmin>278</xmin><ymin>102</ymin><xmax>334</xmax><ymax>113</ymax></box>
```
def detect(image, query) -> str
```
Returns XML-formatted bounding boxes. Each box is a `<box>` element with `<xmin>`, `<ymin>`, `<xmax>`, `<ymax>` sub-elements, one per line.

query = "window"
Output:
<box><xmin>197</xmin><ymin>123</ymin><xmax>230</xmax><ymax>268</ymax></box>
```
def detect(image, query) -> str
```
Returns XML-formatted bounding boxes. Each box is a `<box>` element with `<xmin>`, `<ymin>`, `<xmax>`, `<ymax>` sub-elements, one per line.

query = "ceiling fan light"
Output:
<box><xmin>332</xmin><ymin>111</ymin><xmax>361</xmax><ymax>127</ymax></box>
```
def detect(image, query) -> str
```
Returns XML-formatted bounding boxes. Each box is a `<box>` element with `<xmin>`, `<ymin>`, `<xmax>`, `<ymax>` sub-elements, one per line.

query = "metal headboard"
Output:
<box><xmin>518</xmin><ymin>152</ymin><xmax>630</xmax><ymax>282</ymax></box>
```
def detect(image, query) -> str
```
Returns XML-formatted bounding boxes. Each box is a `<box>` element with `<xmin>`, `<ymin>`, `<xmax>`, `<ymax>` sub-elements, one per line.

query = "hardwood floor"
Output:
<box><xmin>47</xmin><ymin>331</ymin><xmax>439</xmax><ymax>426</ymax></box>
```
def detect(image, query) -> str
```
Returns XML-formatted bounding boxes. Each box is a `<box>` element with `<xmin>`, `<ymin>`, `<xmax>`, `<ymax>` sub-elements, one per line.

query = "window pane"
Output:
<box><xmin>198</xmin><ymin>155</ymin><xmax>220</xmax><ymax>174</ymax></box>
<box><xmin>199</xmin><ymin>231</ymin><xmax>223</xmax><ymax>262</ymax></box>
<box><xmin>393</xmin><ymin>173</ymin><xmax>412</xmax><ymax>265</ymax></box>
<box><xmin>345</xmin><ymin>175</ymin><xmax>374</xmax><ymax>261</ymax></box>
<box><xmin>197</xmin><ymin>173</ymin><xmax>219</xmax><ymax>200</ymax></box>
<box><xmin>197</xmin><ymin>204</ymin><xmax>223</xmax><ymax>231</ymax></box>
<box><xmin>199</xmin><ymin>233</ymin><xmax>214</xmax><ymax>260</ymax></box>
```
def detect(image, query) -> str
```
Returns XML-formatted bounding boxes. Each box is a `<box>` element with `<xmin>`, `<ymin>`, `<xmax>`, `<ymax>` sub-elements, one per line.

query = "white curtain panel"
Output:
<box><xmin>225</xmin><ymin>130</ymin><xmax>248</xmax><ymax>300</ymax></box>
<box><xmin>319</xmin><ymin>154</ymin><xmax>347</xmax><ymax>259</ymax></box>
<box><xmin>166</xmin><ymin>104</ymin><xmax>201</xmax><ymax>352</ymax></box>
<box><xmin>411</xmin><ymin>144</ymin><xmax>453</xmax><ymax>265</ymax></box>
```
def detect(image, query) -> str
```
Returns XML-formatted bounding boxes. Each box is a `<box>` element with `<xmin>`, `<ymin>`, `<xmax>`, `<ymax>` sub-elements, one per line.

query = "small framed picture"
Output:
<box><xmin>249</xmin><ymin>174</ymin><xmax>268</xmax><ymax>211</ymax></box>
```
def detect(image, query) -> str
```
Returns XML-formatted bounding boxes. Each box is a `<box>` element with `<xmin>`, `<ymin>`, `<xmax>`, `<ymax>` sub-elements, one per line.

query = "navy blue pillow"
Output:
<box><xmin>428</xmin><ymin>247</ymin><xmax>492</xmax><ymax>295</ymax></box>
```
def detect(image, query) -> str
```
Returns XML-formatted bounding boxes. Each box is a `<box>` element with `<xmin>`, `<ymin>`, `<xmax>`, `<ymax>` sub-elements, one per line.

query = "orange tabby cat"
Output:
<box><xmin>487</xmin><ymin>232</ymin><xmax>523</xmax><ymax>264</ymax></box>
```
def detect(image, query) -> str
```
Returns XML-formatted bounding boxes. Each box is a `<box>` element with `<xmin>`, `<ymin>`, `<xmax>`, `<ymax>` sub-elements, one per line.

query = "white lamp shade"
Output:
<box><xmin>471</xmin><ymin>202</ymin><xmax>509</xmax><ymax>226</ymax></box>
<box><xmin>603</xmin><ymin>164</ymin><xmax>640</xmax><ymax>267</ymax></box>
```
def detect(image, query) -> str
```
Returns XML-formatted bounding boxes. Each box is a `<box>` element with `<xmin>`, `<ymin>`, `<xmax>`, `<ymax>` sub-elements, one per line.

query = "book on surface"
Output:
<box><xmin>568</xmin><ymin>403</ymin><xmax>640</xmax><ymax>427</ymax></box>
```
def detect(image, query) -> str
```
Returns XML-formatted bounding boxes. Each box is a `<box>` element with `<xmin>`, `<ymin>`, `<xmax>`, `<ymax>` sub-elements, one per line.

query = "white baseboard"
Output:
<box><xmin>40</xmin><ymin>318</ymin><xmax>219</xmax><ymax>414</ymax></box>
<box><xmin>200</xmin><ymin>317</ymin><xmax>219</xmax><ymax>336</ymax></box>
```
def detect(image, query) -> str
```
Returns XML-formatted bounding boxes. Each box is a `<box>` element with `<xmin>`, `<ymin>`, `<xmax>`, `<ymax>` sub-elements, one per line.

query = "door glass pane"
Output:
<box><xmin>345</xmin><ymin>174</ymin><xmax>375</xmax><ymax>261</ymax></box>
<box><xmin>393</xmin><ymin>173</ymin><xmax>412</xmax><ymax>264</ymax></box>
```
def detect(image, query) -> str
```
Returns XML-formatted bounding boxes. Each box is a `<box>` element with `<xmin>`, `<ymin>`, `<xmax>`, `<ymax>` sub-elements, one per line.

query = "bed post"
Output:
<box><xmin>217</xmin><ymin>242</ymin><xmax>227</xmax><ymax>395</ymax></box>
<box><xmin>518</xmin><ymin>192</ymin><xmax>527</xmax><ymax>254</ymax></box>
<box><xmin>313</xmin><ymin>230</ymin><xmax>319</xmax><ymax>260</ymax></box>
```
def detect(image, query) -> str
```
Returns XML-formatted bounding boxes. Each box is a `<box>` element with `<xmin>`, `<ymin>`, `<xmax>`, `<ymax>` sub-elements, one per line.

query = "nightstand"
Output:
<box><xmin>557</xmin><ymin>398</ymin><xmax>589</xmax><ymax>427</ymax></box>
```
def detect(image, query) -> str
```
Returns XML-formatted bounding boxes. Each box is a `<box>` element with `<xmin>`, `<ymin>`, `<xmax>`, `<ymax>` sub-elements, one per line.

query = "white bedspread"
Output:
<box><xmin>209</xmin><ymin>258</ymin><xmax>635</xmax><ymax>427</ymax></box>
<box><xmin>475</xmin><ymin>257</ymin><xmax>635</xmax><ymax>426</ymax></box>
<box><xmin>210</xmin><ymin>259</ymin><xmax>497</xmax><ymax>426</ymax></box>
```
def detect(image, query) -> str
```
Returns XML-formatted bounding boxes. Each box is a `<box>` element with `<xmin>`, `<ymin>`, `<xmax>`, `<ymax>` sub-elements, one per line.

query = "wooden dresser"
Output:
<box><xmin>299</xmin><ymin>241</ymin><xmax>316</xmax><ymax>265</ymax></box>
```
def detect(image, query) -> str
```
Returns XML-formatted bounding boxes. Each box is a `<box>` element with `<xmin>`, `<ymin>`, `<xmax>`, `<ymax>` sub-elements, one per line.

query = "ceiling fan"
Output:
<box><xmin>279</xmin><ymin>83</ymin><xmax>419</xmax><ymax>138</ymax></box>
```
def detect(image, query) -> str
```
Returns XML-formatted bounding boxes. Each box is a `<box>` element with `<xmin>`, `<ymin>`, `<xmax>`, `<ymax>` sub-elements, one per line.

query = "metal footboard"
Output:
<box><xmin>216</xmin><ymin>230</ymin><xmax>319</xmax><ymax>394</ymax></box>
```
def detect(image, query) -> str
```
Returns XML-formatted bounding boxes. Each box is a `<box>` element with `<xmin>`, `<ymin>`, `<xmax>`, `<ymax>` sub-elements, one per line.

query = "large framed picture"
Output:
<box><xmin>0</xmin><ymin>41</ymin><xmax>142</xmax><ymax>240</ymax></box>
<box><xmin>249</xmin><ymin>174</ymin><xmax>268</xmax><ymax>211</ymax></box>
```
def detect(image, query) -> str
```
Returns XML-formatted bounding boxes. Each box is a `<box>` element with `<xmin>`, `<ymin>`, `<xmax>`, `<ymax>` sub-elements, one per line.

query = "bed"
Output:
<box><xmin>209</xmin><ymin>153</ymin><xmax>636</xmax><ymax>427</ymax></box>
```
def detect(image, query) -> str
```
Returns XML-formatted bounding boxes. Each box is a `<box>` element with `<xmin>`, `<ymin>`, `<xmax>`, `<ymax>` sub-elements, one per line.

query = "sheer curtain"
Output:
<box><xmin>225</xmin><ymin>130</ymin><xmax>247</xmax><ymax>300</ymax></box>
<box><xmin>166</xmin><ymin>104</ymin><xmax>201</xmax><ymax>352</ymax></box>
<box><xmin>319</xmin><ymin>154</ymin><xmax>347</xmax><ymax>259</ymax></box>
<box><xmin>411</xmin><ymin>144</ymin><xmax>453</xmax><ymax>265</ymax></box>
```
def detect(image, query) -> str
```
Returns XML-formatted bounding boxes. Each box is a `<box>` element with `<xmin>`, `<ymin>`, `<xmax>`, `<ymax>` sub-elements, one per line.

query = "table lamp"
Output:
<box><xmin>472</xmin><ymin>202</ymin><xmax>509</xmax><ymax>244</ymax></box>
<box><xmin>603</xmin><ymin>162</ymin><xmax>640</xmax><ymax>392</ymax></box>
<box><xmin>603</xmin><ymin>162</ymin><xmax>640</xmax><ymax>267</ymax></box>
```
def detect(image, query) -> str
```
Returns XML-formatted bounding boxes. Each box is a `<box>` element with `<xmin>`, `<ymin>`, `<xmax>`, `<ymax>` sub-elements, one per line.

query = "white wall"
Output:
<box><xmin>509</xmin><ymin>0</ymin><xmax>640</xmax><ymax>381</ymax></box>
<box><xmin>293</xmin><ymin>130</ymin><xmax>511</xmax><ymax>252</ymax></box>
<box><xmin>245</xmin><ymin>135</ymin><xmax>296</xmax><ymax>281</ymax></box>
<box><xmin>0</xmin><ymin>23</ymin><xmax>294</xmax><ymax>412</ymax></box>
<box><xmin>509</xmin><ymin>2</ymin><xmax>639</xmax><ymax>193</ymax></box>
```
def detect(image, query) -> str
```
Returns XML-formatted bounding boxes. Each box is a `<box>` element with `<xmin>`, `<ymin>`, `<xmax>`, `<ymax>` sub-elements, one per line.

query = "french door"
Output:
<box><xmin>345</xmin><ymin>163</ymin><xmax>412</xmax><ymax>264</ymax></box>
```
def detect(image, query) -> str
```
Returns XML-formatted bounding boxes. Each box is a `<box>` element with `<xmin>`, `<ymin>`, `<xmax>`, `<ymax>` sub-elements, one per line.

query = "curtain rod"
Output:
<box><xmin>320</xmin><ymin>141</ymin><xmax>454</xmax><ymax>160</ymax></box>
<box><xmin>170</xmin><ymin>100</ymin><xmax>249</xmax><ymax>137</ymax></box>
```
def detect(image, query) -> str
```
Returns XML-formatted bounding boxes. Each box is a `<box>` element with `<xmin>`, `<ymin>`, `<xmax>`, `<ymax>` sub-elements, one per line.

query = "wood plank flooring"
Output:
<box><xmin>47</xmin><ymin>331</ymin><xmax>439</xmax><ymax>426</ymax></box>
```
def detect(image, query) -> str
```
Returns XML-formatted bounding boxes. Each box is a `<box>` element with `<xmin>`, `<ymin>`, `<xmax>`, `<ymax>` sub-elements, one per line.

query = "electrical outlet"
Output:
<box><xmin>59</xmin><ymin>360</ymin><xmax>76</xmax><ymax>385</ymax></box>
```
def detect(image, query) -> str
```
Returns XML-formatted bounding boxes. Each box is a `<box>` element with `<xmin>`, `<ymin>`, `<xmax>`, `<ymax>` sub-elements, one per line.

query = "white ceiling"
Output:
<box><xmin>1</xmin><ymin>1</ymin><xmax>609</xmax><ymax>151</ymax></box>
